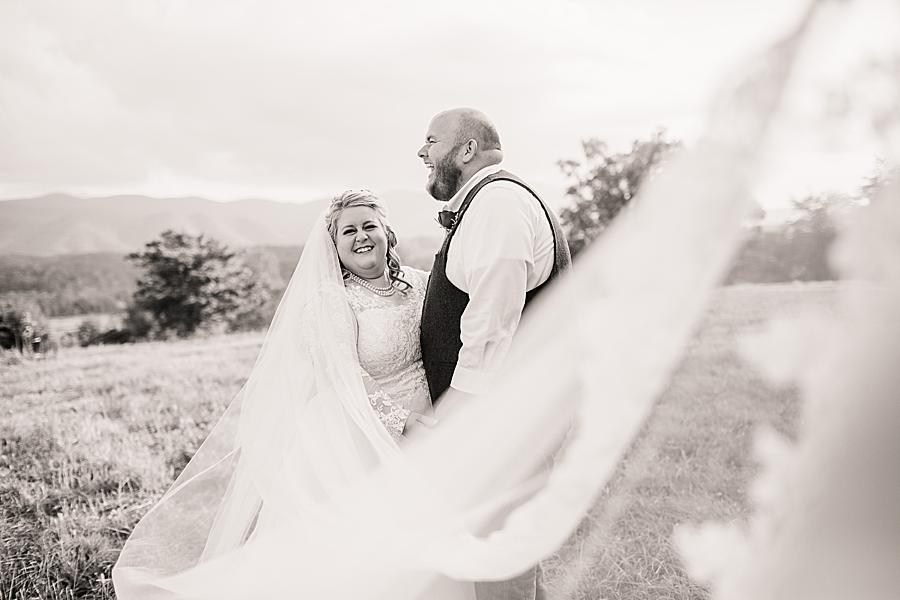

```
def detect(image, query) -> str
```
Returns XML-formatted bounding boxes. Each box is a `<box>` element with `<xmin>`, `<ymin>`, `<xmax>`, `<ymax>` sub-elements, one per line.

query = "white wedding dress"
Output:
<box><xmin>112</xmin><ymin>217</ymin><xmax>483</xmax><ymax>599</ymax></box>
<box><xmin>347</xmin><ymin>267</ymin><xmax>432</xmax><ymax>441</ymax></box>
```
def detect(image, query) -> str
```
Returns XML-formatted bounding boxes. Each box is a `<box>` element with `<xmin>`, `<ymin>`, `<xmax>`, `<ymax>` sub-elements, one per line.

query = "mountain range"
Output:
<box><xmin>0</xmin><ymin>192</ymin><xmax>445</xmax><ymax>256</ymax></box>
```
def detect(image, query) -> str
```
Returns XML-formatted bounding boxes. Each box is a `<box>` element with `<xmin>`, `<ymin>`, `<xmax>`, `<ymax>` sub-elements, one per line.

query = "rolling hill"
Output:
<box><xmin>0</xmin><ymin>191</ymin><xmax>444</xmax><ymax>317</ymax></box>
<box><xmin>0</xmin><ymin>191</ymin><xmax>444</xmax><ymax>256</ymax></box>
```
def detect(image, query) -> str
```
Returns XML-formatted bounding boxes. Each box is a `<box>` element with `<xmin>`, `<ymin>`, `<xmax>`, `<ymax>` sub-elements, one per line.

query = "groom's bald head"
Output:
<box><xmin>418</xmin><ymin>107</ymin><xmax>504</xmax><ymax>201</ymax></box>
<box><xmin>433</xmin><ymin>108</ymin><xmax>503</xmax><ymax>168</ymax></box>
<box><xmin>439</xmin><ymin>108</ymin><xmax>502</xmax><ymax>152</ymax></box>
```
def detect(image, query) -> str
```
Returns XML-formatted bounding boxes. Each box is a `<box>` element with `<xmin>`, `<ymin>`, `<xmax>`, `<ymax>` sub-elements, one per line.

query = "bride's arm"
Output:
<box><xmin>345</xmin><ymin>307</ymin><xmax>413</xmax><ymax>442</ymax></box>
<box><xmin>358</xmin><ymin>371</ymin><xmax>412</xmax><ymax>442</ymax></box>
<box><xmin>297</xmin><ymin>286</ymin><xmax>412</xmax><ymax>442</ymax></box>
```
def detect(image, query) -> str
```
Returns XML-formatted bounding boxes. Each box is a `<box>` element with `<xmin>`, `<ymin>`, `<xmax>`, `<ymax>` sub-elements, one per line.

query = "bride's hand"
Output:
<box><xmin>403</xmin><ymin>413</ymin><xmax>438</xmax><ymax>439</ymax></box>
<box><xmin>407</xmin><ymin>412</ymin><xmax>438</xmax><ymax>429</ymax></box>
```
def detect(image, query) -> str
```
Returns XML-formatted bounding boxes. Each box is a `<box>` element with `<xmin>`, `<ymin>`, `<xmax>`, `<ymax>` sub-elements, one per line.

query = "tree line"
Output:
<box><xmin>3</xmin><ymin>132</ymin><xmax>891</xmax><ymax>352</ymax></box>
<box><xmin>557</xmin><ymin>129</ymin><xmax>891</xmax><ymax>283</ymax></box>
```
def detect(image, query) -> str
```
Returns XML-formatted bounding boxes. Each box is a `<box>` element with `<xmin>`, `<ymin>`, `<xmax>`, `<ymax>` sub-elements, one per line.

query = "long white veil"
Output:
<box><xmin>113</xmin><ymin>4</ymin><xmax>827</xmax><ymax>598</ymax></box>
<box><xmin>113</xmin><ymin>221</ymin><xmax>403</xmax><ymax>598</ymax></box>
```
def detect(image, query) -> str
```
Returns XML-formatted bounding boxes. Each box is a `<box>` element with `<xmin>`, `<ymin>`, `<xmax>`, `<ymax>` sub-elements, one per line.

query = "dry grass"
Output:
<box><xmin>1</xmin><ymin>333</ymin><xmax>260</xmax><ymax>599</ymax></box>
<box><xmin>542</xmin><ymin>282</ymin><xmax>838</xmax><ymax>599</ymax></box>
<box><xmin>0</xmin><ymin>284</ymin><xmax>839</xmax><ymax>599</ymax></box>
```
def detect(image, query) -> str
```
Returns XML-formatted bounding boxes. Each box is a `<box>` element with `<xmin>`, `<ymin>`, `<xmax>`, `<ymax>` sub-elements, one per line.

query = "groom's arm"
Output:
<box><xmin>449</xmin><ymin>187</ymin><xmax>535</xmax><ymax>395</ymax></box>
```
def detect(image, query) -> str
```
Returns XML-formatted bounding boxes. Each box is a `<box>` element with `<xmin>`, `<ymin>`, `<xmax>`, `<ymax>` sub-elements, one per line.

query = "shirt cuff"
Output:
<box><xmin>450</xmin><ymin>364</ymin><xmax>496</xmax><ymax>395</ymax></box>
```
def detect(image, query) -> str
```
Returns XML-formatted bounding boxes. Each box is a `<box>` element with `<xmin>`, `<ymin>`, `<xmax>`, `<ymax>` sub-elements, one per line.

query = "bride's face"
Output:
<box><xmin>334</xmin><ymin>206</ymin><xmax>389</xmax><ymax>279</ymax></box>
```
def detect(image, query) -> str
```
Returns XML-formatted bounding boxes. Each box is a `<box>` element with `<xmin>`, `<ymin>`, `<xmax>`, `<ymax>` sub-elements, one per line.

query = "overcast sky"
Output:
<box><xmin>1</xmin><ymin>0</ymin><xmax>897</xmax><ymax>209</ymax></box>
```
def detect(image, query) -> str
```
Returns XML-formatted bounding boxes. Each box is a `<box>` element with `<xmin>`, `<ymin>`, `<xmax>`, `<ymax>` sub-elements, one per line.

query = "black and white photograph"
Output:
<box><xmin>1</xmin><ymin>1</ymin><xmax>898</xmax><ymax>599</ymax></box>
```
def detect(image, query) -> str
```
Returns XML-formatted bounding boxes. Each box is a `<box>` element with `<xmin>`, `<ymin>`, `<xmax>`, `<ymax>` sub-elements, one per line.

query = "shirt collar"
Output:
<box><xmin>444</xmin><ymin>164</ymin><xmax>503</xmax><ymax>212</ymax></box>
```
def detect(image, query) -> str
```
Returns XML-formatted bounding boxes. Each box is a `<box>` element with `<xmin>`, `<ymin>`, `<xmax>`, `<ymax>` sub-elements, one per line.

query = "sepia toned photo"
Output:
<box><xmin>1</xmin><ymin>1</ymin><xmax>898</xmax><ymax>599</ymax></box>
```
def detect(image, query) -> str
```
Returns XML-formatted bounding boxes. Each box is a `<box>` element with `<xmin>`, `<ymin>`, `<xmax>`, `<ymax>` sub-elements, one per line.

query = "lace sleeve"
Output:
<box><xmin>360</xmin><ymin>371</ymin><xmax>411</xmax><ymax>442</ymax></box>
<box><xmin>300</xmin><ymin>282</ymin><xmax>413</xmax><ymax>441</ymax></box>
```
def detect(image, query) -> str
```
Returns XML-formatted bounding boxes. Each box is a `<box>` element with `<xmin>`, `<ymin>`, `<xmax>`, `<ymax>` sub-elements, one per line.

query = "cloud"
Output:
<box><xmin>1</xmin><ymin>0</ymin><xmax>887</xmax><ymax>206</ymax></box>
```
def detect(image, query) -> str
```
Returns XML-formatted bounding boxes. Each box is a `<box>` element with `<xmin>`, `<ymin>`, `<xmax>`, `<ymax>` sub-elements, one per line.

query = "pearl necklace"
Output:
<box><xmin>347</xmin><ymin>271</ymin><xmax>395</xmax><ymax>296</ymax></box>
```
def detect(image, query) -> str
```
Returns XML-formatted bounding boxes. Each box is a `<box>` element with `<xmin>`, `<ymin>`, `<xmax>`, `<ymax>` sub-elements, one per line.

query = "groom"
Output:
<box><xmin>417</xmin><ymin>108</ymin><xmax>571</xmax><ymax>599</ymax></box>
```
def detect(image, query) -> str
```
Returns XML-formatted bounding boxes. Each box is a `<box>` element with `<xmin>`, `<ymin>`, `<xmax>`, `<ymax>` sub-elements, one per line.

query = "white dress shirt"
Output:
<box><xmin>443</xmin><ymin>164</ymin><xmax>555</xmax><ymax>394</ymax></box>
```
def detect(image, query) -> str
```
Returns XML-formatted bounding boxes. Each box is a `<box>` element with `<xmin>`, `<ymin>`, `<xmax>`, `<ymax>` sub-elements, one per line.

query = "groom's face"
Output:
<box><xmin>419</xmin><ymin>116</ymin><xmax>463</xmax><ymax>202</ymax></box>
<box><xmin>429</xmin><ymin>148</ymin><xmax>463</xmax><ymax>202</ymax></box>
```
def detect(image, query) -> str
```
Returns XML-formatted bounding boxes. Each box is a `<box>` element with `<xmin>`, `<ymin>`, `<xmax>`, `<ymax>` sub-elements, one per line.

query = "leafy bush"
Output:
<box><xmin>558</xmin><ymin>130</ymin><xmax>680</xmax><ymax>258</ymax></box>
<box><xmin>127</xmin><ymin>231</ymin><xmax>273</xmax><ymax>338</ymax></box>
<box><xmin>0</xmin><ymin>303</ymin><xmax>50</xmax><ymax>353</ymax></box>
<box><xmin>76</xmin><ymin>320</ymin><xmax>101</xmax><ymax>347</ymax></box>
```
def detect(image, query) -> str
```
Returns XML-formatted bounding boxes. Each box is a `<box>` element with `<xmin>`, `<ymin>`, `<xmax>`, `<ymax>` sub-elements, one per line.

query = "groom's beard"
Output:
<box><xmin>427</xmin><ymin>151</ymin><xmax>463</xmax><ymax>202</ymax></box>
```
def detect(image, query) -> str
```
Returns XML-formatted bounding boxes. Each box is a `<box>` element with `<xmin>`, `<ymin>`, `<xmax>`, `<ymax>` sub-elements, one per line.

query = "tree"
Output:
<box><xmin>76</xmin><ymin>319</ymin><xmax>101</xmax><ymax>347</ymax></box>
<box><xmin>127</xmin><ymin>230</ymin><xmax>271</xmax><ymax>338</ymax></box>
<box><xmin>558</xmin><ymin>129</ymin><xmax>681</xmax><ymax>258</ymax></box>
<box><xmin>725</xmin><ymin>194</ymin><xmax>854</xmax><ymax>284</ymax></box>
<box><xmin>0</xmin><ymin>302</ymin><xmax>48</xmax><ymax>353</ymax></box>
<box><xmin>860</xmin><ymin>162</ymin><xmax>897</xmax><ymax>205</ymax></box>
<box><xmin>782</xmin><ymin>195</ymin><xmax>839</xmax><ymax>281</ymax></box>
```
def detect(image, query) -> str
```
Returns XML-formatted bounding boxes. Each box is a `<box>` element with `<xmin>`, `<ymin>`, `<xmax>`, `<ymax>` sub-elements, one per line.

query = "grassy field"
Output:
<box><xmin>0</xmin><ymin>283</ymin><xmax>838</xmax><ymax>600</ymax></box>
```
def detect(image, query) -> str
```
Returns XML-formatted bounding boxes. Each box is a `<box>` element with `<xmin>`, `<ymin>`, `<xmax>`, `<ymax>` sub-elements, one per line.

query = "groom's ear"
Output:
<box><xmin>459</xmin><ymin>139</ymin><xmax>478</xmax><ymax>163</ymax></box>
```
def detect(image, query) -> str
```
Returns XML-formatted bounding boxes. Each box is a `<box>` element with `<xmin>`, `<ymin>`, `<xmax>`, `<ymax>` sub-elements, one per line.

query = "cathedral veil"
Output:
<box><xmin>111</xmin><ymin>4</ymin><xmax>842</xmax><ymax>598</ymax></box>
<box><xmin>112</xmin><ymin>219</ymin><xmax>403</xmax><ymax>598</ymax></box>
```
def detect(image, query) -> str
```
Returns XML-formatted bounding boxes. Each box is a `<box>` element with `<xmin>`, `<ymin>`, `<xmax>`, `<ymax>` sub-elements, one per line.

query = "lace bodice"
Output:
<box><xmin>346</xmin><ymin>267</ymin><xmax>431</xmax><ymax>439</ymax></box>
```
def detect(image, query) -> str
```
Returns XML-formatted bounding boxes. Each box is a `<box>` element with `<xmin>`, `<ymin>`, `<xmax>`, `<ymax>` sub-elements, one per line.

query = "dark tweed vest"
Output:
<box><xmin>420</xmin><ymin>170</ymin><xmax>572</xmax><ymax>403</ymax></box>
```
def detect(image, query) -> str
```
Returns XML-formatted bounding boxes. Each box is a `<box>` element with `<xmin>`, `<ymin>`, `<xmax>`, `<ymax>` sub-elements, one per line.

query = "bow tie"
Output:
<box><xmin>437</xmin><ymin>209</ymin><xmax>457</xmax><ymax>231</ymax></box>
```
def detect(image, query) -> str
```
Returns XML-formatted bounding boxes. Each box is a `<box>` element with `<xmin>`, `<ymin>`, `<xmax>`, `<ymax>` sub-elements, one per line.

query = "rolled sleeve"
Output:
<box><xmin>451</xmin><ymin>259</ymin><xmax>528</xmax><ymax>394</ymax></box>
<box><xmin>449</xmin><ymin>185</ymin><xmax>536</xmax><ymax>394</ymax></box>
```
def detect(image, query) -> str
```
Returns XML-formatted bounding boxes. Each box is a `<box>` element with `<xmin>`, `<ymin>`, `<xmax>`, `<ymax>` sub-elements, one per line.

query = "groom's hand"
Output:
<box><xmin>445</xmin><ymin>387</ymin><xmax>478</xmax><ymax>404</ymax></box>
<box><xmin>432</xmin><ymin>387</ymin><xmax>478</xmax><ymax>421</ymax></box>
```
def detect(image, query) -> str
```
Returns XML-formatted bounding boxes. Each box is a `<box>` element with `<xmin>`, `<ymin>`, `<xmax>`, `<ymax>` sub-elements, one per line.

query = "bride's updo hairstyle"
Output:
<box><xmin>325</xmin><ymin>189</ymin><xmax>411</xmax><ymax>292</ymax></box>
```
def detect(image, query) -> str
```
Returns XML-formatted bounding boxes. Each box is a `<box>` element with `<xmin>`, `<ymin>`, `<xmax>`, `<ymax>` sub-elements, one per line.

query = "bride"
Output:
<box><xmin>113</xmin><ymin>189</ymin><xmax>476</xmax><ymax>599</ymax></box>
<box><xmin>321</xmin><ymin>189</ymin><xmax>436</xmax><ymax>441</ymax></box>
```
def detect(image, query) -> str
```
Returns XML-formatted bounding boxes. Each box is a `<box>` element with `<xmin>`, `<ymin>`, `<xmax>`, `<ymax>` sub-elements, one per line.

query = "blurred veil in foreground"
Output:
<box><xmin>114</xmin><ymin>1</ymin><xmax>899</xmax><ymax>598</ymax></box>
<box><xmin>676</xmin><ymin>2</ymin><xmax>900</xmax><ymax>599</ymax></box>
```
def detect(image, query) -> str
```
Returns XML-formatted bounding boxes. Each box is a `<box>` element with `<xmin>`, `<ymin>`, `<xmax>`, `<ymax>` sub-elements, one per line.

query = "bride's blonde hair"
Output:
<box><xmin>325</xmin><ymin>189</ymin><xmax>411</xmax><ymax>292</ymax></box>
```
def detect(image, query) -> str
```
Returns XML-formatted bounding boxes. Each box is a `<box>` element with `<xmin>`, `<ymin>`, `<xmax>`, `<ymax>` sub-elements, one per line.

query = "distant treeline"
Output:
<box><xmin>556</xmin><ymin>131</ymin><xmax>889</xmax><ymax>285</ymax></box>
<box><xmin>724</xmin><ymin>221</ymin><xmax>835</xmax><ymax>284</ymax></box>
<box><xmin>0</xmin><ymin>238</ymin><xmax>439</xmax><ymax>318</ymax></box>
<box><xmin>0</xmin><ymin>247</ymin><xmax>296</xmax><ymax>318</ymax></box>
<box><xmin>0</xmin><ymin>253</ymin><xmax>139</xmax><ymax>316</ymax></box>
<box><xmin>1</xmin><ymin>228</ymin><xmax>840</xmax><ymax>320</ymax></box>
